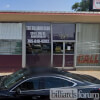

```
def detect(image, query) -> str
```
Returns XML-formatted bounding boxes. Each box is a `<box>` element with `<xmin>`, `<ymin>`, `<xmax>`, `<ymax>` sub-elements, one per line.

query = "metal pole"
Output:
<box><xmin>51</xmin><ymin>23</ymin><xmax>53</xmax><ymax>67</ymax></box>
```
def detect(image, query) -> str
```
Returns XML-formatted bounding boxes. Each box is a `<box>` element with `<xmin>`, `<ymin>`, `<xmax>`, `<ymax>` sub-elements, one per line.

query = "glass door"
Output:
<box><xmin>53</xmin><ymin>42</ymin><xmax>63</xmax><ymax>67</ymax></box>
<box><xmin>65</xmin><ymin>42</ymin><xmax>74</xmax><ymax>67</ymax></box>
<box><xmin>53</xmin><ymin>42</ymin><xmax>75</xmax><ymax>67</ymax></box>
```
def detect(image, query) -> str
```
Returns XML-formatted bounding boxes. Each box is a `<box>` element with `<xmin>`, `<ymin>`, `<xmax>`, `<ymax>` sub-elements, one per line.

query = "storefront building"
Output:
<box><xmin>0</xmin><ymin>11</ymin><xmax>100</xmax><ymax>72</ymax></box>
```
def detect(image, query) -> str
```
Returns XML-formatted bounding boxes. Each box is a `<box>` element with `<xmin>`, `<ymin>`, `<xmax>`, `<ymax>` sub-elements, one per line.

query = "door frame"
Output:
<box><xmin>51</xmin><ymin>40</ymin><xmax>75</xmax><ymax>68</ymax></box>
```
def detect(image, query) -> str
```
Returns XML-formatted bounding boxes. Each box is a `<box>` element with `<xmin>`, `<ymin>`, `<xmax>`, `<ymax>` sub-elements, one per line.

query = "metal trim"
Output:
<box><xmin>22</xmin><ymin>23</ymin><xmax>26</xmax><ymax>68</ymax></box>
<box><xmin>51</xmin><ymin>23</ymin><xmax>53</xmax><ymax>67</ymax></box>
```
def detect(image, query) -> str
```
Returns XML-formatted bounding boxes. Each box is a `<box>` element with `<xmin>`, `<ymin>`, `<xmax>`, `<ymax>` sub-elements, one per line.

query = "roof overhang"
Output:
<box><xmin>0</xmin><ymin>11</ymin><xmax>100</xmax><ymax>23</ymax></box>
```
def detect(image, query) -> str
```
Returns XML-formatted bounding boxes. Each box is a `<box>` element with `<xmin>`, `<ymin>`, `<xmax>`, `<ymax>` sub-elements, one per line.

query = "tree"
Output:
<box><xmin>72</xmin><ymin>2</ymin><xmax>80</xmax><ymax>11</ymax></box>
<box><xmin>72</xmin><ymin>0</ymin><xmax>90</xmax><ymax>11</ymax></box>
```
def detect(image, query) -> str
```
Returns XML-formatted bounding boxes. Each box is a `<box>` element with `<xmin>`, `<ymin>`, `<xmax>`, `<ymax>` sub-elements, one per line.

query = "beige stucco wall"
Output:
<box><xmin>0</xmin><ymin>12</ymin><xmax>100</xmax><ymax>23</ymax></box>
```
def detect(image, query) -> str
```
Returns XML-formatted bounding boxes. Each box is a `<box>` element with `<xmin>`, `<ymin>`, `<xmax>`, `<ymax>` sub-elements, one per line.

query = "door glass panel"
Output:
<box><xmin>65</xmin><ymin>55</ymin><xmax>74</xmax><ymax>67</ymax></box>
<box><xmin>53</xmin><ymin>42</ymin><xmax>63</xmax><ymax>54</ymax></box>
<box><xmin>65</xmin><ymin>42</ymin><xmax>74</xmax><ymax>54</ymax></box>
<box><xmin>53</xmin><ymin>55</ymin><xmax>63</xmax><ymax>67</ymax></box>
<box><xmin>53</xmin><ymin>42</ymin><xmax>63</xmax><ymax>67</ymax></box>
<box><xmin>65</xmin><ymin>42</ymin><xmax>74</xmax><ymax>67</ymax></box>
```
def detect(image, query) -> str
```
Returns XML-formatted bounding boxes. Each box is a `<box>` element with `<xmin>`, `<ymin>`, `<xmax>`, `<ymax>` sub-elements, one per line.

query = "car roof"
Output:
<box><xmin>19</xmin><ymin>67</ymin><xmax>100</xmax><ymax>84</ymax></box>
<box><xmin>23</xmin><ymin>67</ymin><xmax>66</xmax><ymax>76</ymax></box>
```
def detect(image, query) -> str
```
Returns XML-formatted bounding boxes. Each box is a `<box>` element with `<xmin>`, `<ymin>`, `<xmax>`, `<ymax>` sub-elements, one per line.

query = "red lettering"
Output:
<box><xmin>77</xmin><ymin>54</ymin><xmax>99</xmax><ymax>64</ymax></box>
<box><xmin>83</xmin><ymin>55</ymin><xmax>89</xmax><ymax>63</ymax></box>
<box><xmin>94</xmin><ymin>54</ymin><xmax>99</xmax><ymax>64</ymax></box>
<box><xmin>89</xmin><ymin>55</ymin><xmax>94</xmax><ymax>63</ymax></box>
<box><xmin>77</xmin><ymin>55</ymin><xmax>83</xmax><ymax>64</ymax></box>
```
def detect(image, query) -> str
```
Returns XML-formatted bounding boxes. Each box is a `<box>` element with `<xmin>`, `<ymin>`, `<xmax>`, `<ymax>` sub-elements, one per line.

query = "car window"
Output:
<box><xmin>38</xmin><ymin>78</ymin><xmax>45</xmax><ymax>89</ymax></box>
<box><xmin>13</xmin><ymin>76</ymin><xmax>74</xmax><ymax>91</ymax></box>
<box><xmin>44</xmin><ymin>77</ymin><xmax>74</xmax><ymax>89</ymax></box>
<box><xmin>2</xmin><ymin>69</ymin><xmax>27</xmax><ymax>89</ymax></box>
<box><xmin>14</xmin><ymin>78</ymin><xmax>39</xmax><ymax>91</ymax></box>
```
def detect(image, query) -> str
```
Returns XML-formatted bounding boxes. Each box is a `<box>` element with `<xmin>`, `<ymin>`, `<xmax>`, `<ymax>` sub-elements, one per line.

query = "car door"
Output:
<box><xmin>10</xmin><ymin>76</ymin><xmax>75</xmax><ymax>99</ymax></box>
<box><xmin>10</xmin><ymin>77</ymin><xmax>45</xmax><ymax>99</ymax></box>
<box><xmin>39</xmin><ymin>76</ymin><xmax>76</xmax><ymax>99</ymax></box>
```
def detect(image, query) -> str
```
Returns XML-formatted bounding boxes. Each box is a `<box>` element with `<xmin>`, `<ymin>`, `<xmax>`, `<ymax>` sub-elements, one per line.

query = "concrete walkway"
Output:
<box><xmin>0</xmin><ymin>72</ymin><xmax>12</xmax><ymax>76</ymax></box>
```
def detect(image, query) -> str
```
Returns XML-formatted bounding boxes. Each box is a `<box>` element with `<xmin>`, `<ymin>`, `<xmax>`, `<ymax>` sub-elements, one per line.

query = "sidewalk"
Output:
<box><xmin>0</xmin><ymin>72</ymin><xmax>12</xmax><ymax>76</ymax></box>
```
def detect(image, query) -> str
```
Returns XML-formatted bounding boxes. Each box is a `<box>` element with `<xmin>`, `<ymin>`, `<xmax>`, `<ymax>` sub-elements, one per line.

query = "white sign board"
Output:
<box><xmin>93</xmin><ymin>0</ymin><xmax>100</xmax><ymax>9</ymax></box>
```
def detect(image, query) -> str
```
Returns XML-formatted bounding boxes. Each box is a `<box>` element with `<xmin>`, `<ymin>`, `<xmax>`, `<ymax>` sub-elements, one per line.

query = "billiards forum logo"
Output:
<box><xmin>50</xmin><ymin>88</ymin><xmax>99</xmax><ymax>100</ymax></box>
<box><xmin>93</xmin><ymin>0</ymin><xmax>100</xmax><ymax>9</ymax></box>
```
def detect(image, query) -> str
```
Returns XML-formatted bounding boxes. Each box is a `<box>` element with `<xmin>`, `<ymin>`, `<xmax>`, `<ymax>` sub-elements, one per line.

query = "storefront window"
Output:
<box><xmin>26</xmin><ymin>22</ymin><xmax>51</xmax><ymax>55</ymax></box>
<box><xmin>26</xmin><ymin>22</ymin><xmax>51</xmax><ymax>67</ymax></box>
<box><xmin>26</xmin><ymin>43</ymin><xmax>51</xmax><ymax>54</ymax></box>
<box><xmin>77</xmin><ymin>24</ymin><xmax>100</xmax><ymax>66</ymax></box>
<box><xmin>53</xmin><ymin>42</ymin><xmax>63</xmax><ymax>54</ymax></box>
<box><xmin>52</xmin><ymin>24</ymin><xmax>75</xmax><ymax>40</ymax></box>
<box><xmin>0</xmin><ymin>40</ymin><xmax>22</xmax><ymax>55</ymax></box>
<box><xmin>0</xmin><ymin>23</ymin><xmax>22</xmax><ymax>55</ymax></box>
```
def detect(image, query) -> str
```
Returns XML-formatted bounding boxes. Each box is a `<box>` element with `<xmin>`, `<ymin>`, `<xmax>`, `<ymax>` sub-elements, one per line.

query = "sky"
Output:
<box><xmin>0</xmin><ymin>0</ymin><xmax>81</xmax><ymax>11</ymax></box>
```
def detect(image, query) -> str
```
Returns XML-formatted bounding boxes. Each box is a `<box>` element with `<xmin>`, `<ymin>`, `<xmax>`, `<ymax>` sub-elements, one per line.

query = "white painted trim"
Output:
<box><xmin>53</xmin><ymin>54</ymin><xmax>63</xmax><ymax>55</ymax></box>
<box><xmin>65</xmin><ymin>54</ymin><xmax>74</xmax><ymax>55</ymax></box>
<box><xmin>63</xmin><ymin>42</ymin><xmax>65</xmax><ymax>68</ymax></box>
<box><xmin>22</xmin><ymin>23</ymin><xmax>26</xmax><ymax>68</ymax></box>
<box><xmin>75</xmin><ymin>23</ymin><xmax>80</xmax><ymax>68</ymax></box>
<box><xmin>53</xmin><ymin>40</ymin><xmax>76</xmax><ymax>42</ymax></box>
<box><xmin>76</xmin><ymin>66</ymin><xmax>100</xmax><ymax>68</ymax></box>
<box><xmin>51</xmin><ymin>23</ymin><xmax>53</xmax><ymax>67</ymax></box>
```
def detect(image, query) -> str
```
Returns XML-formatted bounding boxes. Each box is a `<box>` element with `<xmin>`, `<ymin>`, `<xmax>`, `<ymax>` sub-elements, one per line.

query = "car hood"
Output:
<box><xmin>0</xmin><ymin>75</ymin><xmax>10</xmax><ymax>89</ymax></box>
<box><xmin>0</xmin><ymin>75</ymin><xmax>8</xmax><ymax>81</ymax></box>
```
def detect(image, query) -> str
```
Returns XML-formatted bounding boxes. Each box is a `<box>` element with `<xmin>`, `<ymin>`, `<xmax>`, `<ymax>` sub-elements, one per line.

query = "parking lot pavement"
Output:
<box><xmin>69</xmin><ymin>71</ymin><xmax>100</xmax><ymax>79</ymax></box>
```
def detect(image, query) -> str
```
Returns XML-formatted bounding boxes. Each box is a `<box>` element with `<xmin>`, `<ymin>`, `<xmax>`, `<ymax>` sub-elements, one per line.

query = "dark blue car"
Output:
<box><xmin>0</xmin><ymin>67</ymin><xmax>100</xmax><ymax>100</ymax></box>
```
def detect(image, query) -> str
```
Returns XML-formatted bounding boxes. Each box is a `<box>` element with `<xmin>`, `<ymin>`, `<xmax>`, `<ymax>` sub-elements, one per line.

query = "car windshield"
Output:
<box><xmin>0</xmin><ymin>68</ymin><xmax>29</xmax><ymax>89</ymax></box>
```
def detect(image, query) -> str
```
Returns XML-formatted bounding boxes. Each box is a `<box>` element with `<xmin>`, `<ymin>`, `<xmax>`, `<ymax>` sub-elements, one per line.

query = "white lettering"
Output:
<box><xmin>26</xmin><ymin>26</ymin><xmax>50</xmax><ymax>31</ymax></box>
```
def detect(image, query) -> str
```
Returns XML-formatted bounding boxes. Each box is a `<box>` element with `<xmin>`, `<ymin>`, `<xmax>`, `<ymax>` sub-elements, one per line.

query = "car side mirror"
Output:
<box><xmin>16</xmin><ymin>88</ymin><xmax>21</xmax><ymax>94</ymax></box>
